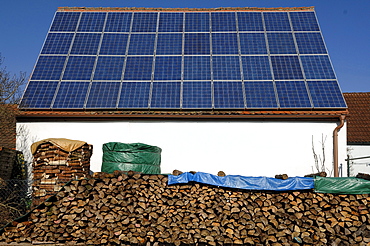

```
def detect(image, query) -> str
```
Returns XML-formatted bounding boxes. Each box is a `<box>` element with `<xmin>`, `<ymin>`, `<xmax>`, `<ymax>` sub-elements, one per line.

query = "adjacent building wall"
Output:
<box><xmin>17</xmin><ymin>119</ymin><xmax>347</xmax><ymax>177</ymax></box>
<box><xmin>347</xmin><ymin>145</ymin><xmax>370</xmax><ymax>176</ymax></box>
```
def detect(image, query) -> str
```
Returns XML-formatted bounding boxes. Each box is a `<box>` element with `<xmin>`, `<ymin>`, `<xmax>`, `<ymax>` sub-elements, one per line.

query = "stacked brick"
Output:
<box><xmin>32</xmin><ymin>141</ymin><xmax>93</xmax><ymax>205</ymax></box>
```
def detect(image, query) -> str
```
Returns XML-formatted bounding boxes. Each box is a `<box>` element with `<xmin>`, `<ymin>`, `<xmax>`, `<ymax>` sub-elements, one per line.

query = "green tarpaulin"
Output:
<box><xmin>101</xmin><ymin>142</ymin><xmax>161</xmax><ymax>174</ymax></box>
<box><xmin>315</xmin><ymin>176</ymin><xmax>370</xmax><ymax>194</ymax></box>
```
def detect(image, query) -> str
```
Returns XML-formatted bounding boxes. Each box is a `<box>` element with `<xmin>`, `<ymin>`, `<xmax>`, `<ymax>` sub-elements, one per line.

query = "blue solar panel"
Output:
<box><xmin>20</xmin><ymin>81</ymin><xmax>58</xmax><ymax>108</ymax></box>
<box><xmin>118</xmin><ymin>82</ymin><xmax>150</xmax><ymax>108</ymax></box>
<box><xmin>267</xmin><ymin>33</ymin><xmax>296</xmax><ymax>54</ymax></box>
<box><xmin>151</xmin><ymin>82</ymin><xmax>181</xmax><ymax>108</ymax></box>
<box><xmin>99</xmin><ymin>34</ymin><xmax>129</xmax><ymax>55</ymax></box>
<box><xmin>271</xmin><ymin>56</ymin><xmax>303</xmax><ymax>80</ymax></box>
<box><xmin>213</xmin><ymin>82</ymin><xmax>245</xmax><ymax>108</ymax></box>
<box><xmin>182</xmin><ymin>82</ymin><xmax>212</xmax><ymax>108</ymax></box>
<box><xmin>78</xmin><ymin>13</ymin><xmax>106</xmax><ymax>32</ymax></box>
<box><xmin>41</xmin><ymin>33</ymin><xmax>74</xmax><ymax>54</ymax></box>
<box><xmin>105</xmin><ymin>13</ymin><xmax>132</xmax><ymax>32</ymax></box>
<box><xmin>154</xmin><ymin>56</ymin><xmax>182</xmax><ymax>80</ymax></box>
<box><xmin>62</xmin><ymin>56</ymin><xmax>96</xmax><ymax>80</ymax></box>
<box><xmin>237</xmin><ymin>12</ymin><xmax>263</xmax><ymax>31</ymax></box>
<box><xmin>132</xmin><ymin>13</ymin><xmax>158</xmax><ymax>32</ymax></box>
<box><xmin>301</xmin><ymin>55</ymin><xmax>336</xmax><ymax>79</ymax></box>
<box><xmin>158</xmin><ymin>13</ymin><xmax>184</xmax><ymax>32</ymax></box>
<box><xmin>70</xmin><ymin>33</ymin><xmax>101</xmax><ymax>55</ymax></box>
<box><xmin>50</xmin><ymin>12</ymin><xmax>80</xmax><ymax>32</ymax></box>
<box><xmin>213</xmin><ymin>56</ymin><xmax>241</xmax><ymax>80</ymax></box>
<box><xmin>156</xmin><ymin>34</ymin><xmax>183</xmax><ymax>55</ymax></box>
<box><xmin>86</xmin><ymin>82</ymin><xmax>120</xmax><ymax>108</ymax></box>
<box><xmin>31</xmin><ymin>56</ymin><xmax>66</xmax><ymax>80</ymax></box>
<box><xmin>264</xmin><ymin>12</ymin><xmax>291</xmax><ymax>31</ymax></box>
<box><xmin>184</xmin><ymin>33</ymin><xmax>210</xmax><ymax>54</ymax></box>
<box><xmin>93</xmin><ymin>56</ymin><xmax>125</xmax><ymax>80</ymax></box>
<box><xmin>244</xmin><ymin>82</ymin><xmax>278</xmax><ymax>108</ymax></box>
<box><xmin>241</xmin><ymin>56</ymin><xmax>272</xmax><ymax>80</ymax></box>
<box><xmin>295</xmin><ymin>33</ymin><xmax>327</xmax><ymax>54</ymax></box>
<box><xmin>290</xmin><ymin>12</ymin><xmax>320</xmax><ymax>31</ymax></box>
<box><xmin>128</xmin><ymin>34</ymin><xmax>156</xmax><ymax>55</ymax></box>
<box><xmin>307</xmin><ymin>81</ymin><xmax>347</xmax><ymax>108</ymax></box>
<box><xmin>124</xmin><ymin>57</ymin><xmax>153</xmax><ymax>80</ymax></box>
<box><xmin>211</xmin><ymin>12</ymin><xmax>237</xmax><ymax>32</ymax></box>
<box><xmin>21</xmin><ymin>9</ymin><xmax>346</xmax><ymax>110</ymax></box>
<box><xmin>239</xmin><ymin>33</ymin><xmax>267</xmax><ymax>54</ymax></box>
<box><xmin>184</xmin><ymin>56</ymin><xmax>211</xmax><ymax>81</ymax></box>
<box><xmin>275</xmin><ymin>81</ymin><xmax>311</xmax><ymax>108</ymax></box>
<box><xmin>212</xmin><ymin>33</ymin><xmax>238</xmax><ymax>54</ymax></box>
<box><xmin>52</xmin><ymin>82</ymin><xmax>89</xmax><ymax>108</ymax></box>
<box><xmin>185</xmin><ymin>12</ymin><xmax>209</xmax><ymax>32</ymax></box>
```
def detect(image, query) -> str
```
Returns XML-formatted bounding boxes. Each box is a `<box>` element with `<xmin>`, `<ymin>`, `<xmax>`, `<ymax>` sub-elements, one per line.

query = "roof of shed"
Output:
<box><xmin>343</xmin><ymin>92</ymin><xmax>370</xmax><ymax>144</ymax></box>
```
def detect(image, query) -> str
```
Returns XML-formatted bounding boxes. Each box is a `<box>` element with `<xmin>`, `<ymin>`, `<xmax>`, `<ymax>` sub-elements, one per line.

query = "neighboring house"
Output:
<box><xmin>343</xmin><ymin>92</ymin><xmax>370</xmax><ymax>176</ymax></box>
<box><xmin>16</xmin><ymin>7</ymin><xmax>348</xmax><ymax>177</ymax></box>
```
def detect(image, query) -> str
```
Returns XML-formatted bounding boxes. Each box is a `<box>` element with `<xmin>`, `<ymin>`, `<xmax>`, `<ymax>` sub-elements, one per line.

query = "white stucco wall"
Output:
<box><xmin>347</xmin><ymin>145</ymin><xmax>370</xmax><ymax>176</ymax></box>
<box><xmin>17</xmin><ymin>120</ymin><xmax>347</xmax><ymax>177</ymax></box>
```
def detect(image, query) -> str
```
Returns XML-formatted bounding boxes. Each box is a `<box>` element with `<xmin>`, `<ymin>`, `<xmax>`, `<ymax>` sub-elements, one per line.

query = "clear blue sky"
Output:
<box><xmin>0</xmin><ymin>0</ymin><xmax>369</xmax><ymax>92</ymax></box>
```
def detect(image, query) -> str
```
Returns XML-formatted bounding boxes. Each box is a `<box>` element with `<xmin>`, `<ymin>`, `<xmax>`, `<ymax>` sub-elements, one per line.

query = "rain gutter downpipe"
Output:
<box><xmin>333</xmin><ymin>115</ymin><xmax>346</xmax><ymax>177</ymax></box>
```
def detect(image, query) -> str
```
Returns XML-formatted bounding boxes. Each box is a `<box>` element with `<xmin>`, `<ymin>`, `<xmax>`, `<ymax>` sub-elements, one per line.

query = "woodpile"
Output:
<box><xmin>1</xmin><ymin>171</ymin><xmax>370</xmax><ymax>245</ymax></box>
<box><xmin>0</xmin><ymin>147</ymin><xmax>19</xmax><ymax>180</ymax></box>
<box><xmin>32</xmin><ymin>142</ymin><xmax>92</xmax><ymax>205</ymax></box>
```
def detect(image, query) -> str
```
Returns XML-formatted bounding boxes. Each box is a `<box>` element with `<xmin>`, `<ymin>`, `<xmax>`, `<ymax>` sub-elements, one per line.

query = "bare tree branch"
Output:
<box><xmin>0</xmin><ymin>54</ymin><xmax>27</xmax><ymax>104</ymax></box>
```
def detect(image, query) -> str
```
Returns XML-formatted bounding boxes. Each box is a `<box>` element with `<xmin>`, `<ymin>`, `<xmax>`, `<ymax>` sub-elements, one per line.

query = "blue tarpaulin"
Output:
<box><xmin>168</xmin><ymin>172</ymin><xmax>314</xmax><ymax>191</ymax></box>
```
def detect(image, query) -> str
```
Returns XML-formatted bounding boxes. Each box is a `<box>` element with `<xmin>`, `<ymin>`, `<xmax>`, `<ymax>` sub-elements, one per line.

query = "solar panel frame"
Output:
<box><xmin>211</xmin><ymin>12</ymin><xmax>237</xmax><ymax>32</ymax></box>
<box><xmin>213</xmin><ymin>81</ymin><xmax>245</xmax><ymax>109</ymax></box>
<box><xmin>150</xmin><ymin>82</ymin><xmax>181</xmax><ymax>108</ymax></box>
<box><xmin>275</xmin><ymin>81</ymin><xmax>312</xmax><ymax>108</ymax></box>
<box><xmin>77</xmin><ymin>12</ymin><xmax>107</xmax><ymax>32</ymax></box>
<box><xmin>118</xmin><ymin>82</ymin><xmax>151</xmax><ymax>108</ymax></box>
<box><xmin>31</xmin><ymin>56</ymin><xmax>67</xmax><ymax>80</ymax></box>
<box><xmin>52</xmin><ymin>82</ymin><xmax>90</xmax><ymax>109</ymax></box>
<box><xmin>244</xmin><ymin>81</ymin><xmax>278</xmax><ymax>108</ymax></box>
<box><xmin>41</xmin><ymin>33</ymin><xmax>74</xmax><ymax>55</ymax></box>
<box><xmin>185</xmin><ymin>12</ymin><xmax>210</xmax><ymax>32</ymax></box>
<box><xmin>295</xmin><ymin>33</ymin><xmax>327</xmax><ymax>54</ymax></box>
<box><xmin>105</xmin><ymin>12</ymin><xmax>132</xmax><ymax>32</ymax></box>
<box><xmin>62</xmin><ymin>56</ymin><xmax>96</xmax><ymax>81</ymax></box>
<box><xmin>93</xmin><ymin>56</ymin><xmax>125</xmax><ymax>81</ymax></box>
<box><xmin>301</xmin><ymin>55</ymin><xmax>336</xmax><ymax>80</ymax></box>
<box><xmin>20</xmin><ymin>81</ymin><xmax>59</xmax><ymax>108</ymax></box>
<box><xmin>237</xmin><ymin>12</ymin><xmax>264</xmax><ymax>31</ymax></box>
<box><xmin>20</xmin><ymin>9</ymin><xmax>347</xmax><ymax>110</ymax></box>
<box><xmin>182</xmin><ymin>81</ymin><xmax>213</xmax><ymax>109</ymax></box>
<box><xmin>50</xmin><ymin>12</ymin><xmax>81</xmax><ymax>32</ymax></box>
<box><xmin>85</xmin><ymin>82</ymin><xmax>121</xmax><ymax>108</ymax></box>
<box><xmin>99</xmin><ymin>33</ymin><xmax>129</xmax><ymax>55</ymax></box>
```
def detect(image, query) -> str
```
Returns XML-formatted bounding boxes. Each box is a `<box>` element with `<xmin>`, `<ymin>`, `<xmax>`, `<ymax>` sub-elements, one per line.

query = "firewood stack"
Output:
<box><xmin>1</xmin><ymin>171</ymin><xmax>370</xmax><ymax>245</ymax></box>
<box><xmin>32</xmin><ymin>141</ymin><xmax>93</xmax><ymax>205</ymax></box>
<box><xmin>0</xmin><ymin>147</ymin><xmax>18</xmax><ymax>180</ymax></box>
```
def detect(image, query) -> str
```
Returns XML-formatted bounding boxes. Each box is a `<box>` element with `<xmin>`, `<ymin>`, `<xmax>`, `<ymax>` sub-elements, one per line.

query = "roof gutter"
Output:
<box><xmin>333</xmin><ymin>115</ymin><xmax>346</xmax><ymax>177</ymax></box>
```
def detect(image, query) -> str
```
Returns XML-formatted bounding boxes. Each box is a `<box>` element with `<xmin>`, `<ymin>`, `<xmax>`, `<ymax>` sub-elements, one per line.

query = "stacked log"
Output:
<box><xmin>0</xmin><ymin>147</ymin><xmax>17</xmax><ymax>180</ymax></box>
<box><xmin>32</xmin><ymin>142</ymin><xmax>92</xmax><ymax>205</ymax></box>
<box><xmin>1</xmin><ymin>171</ymin><xmax>370</xmax><ymax>245</ymax></box>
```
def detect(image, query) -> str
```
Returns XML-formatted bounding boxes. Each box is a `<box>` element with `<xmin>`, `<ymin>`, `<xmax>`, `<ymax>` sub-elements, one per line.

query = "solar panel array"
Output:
<box><xmin>20</xmin><ymin>9</ymin><xmax>347</xmax><ymax>109</ymax></box>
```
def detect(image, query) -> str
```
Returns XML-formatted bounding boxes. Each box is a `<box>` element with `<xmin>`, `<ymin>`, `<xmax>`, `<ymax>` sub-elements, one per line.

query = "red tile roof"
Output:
<box><xmin>17</xmin><ymin>109</ymin><xmax>348</xmax><ymax>120</ymax></box>
<box><xmin>343</xmin><ymin>92</ymin><xmax>370</xmax><ymax>144</ymax></box>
